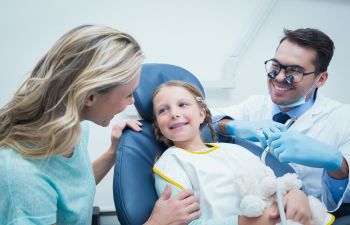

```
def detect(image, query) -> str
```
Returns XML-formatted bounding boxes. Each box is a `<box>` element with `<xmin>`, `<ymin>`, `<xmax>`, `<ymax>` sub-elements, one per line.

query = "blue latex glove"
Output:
<box><xmin>226</xmin><ymin>120</ymin><xmax>286</xmax><ymax>148</ymax></box>
<box><xmin>268</xmin><ymin>130</ymin><xmax>343</xmax><ymax>171</ymax></box>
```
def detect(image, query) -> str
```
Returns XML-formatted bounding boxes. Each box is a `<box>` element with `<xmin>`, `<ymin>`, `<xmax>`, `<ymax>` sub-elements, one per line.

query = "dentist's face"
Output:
<box><xmin>268</xmin><ymin>40</ymin><xmax>325</xmax><ymax>107</ymax></box>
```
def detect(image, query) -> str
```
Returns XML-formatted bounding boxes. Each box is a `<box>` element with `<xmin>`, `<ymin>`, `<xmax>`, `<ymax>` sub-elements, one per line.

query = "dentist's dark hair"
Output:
<box><xmin>279</xmin><ymin>28</ymin><xmax>335</xmax><ymax>75</ymax></box>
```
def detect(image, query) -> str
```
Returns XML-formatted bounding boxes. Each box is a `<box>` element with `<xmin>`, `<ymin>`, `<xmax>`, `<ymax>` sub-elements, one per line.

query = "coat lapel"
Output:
<box><xmin>291</xmin><ymin>95</ymin><xmax>339</xmax><ymax>132</ymax></box>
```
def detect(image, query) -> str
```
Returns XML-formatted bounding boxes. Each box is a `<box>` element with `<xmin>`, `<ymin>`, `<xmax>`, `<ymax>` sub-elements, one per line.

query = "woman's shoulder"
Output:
<box><xmin>0</xmin><ymin>146</ymin><xmax>28</xmax><ymax>168</ymax></box>
<box><xmin>0</xmin><ymin>148</ymin><xmax>58</xmax><ymax>224</ymax></box>
<box><xmin>1</xmin><ymin>146</ymin><xmax>35</xmax><ymax>163</ymax></box>
<box><xmin>0</xmin><ymin>147</ymin><xmax>52</xmax><ymax>188</ymax></box>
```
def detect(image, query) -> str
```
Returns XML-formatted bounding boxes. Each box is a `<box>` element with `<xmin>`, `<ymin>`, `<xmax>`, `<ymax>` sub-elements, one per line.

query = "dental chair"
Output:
<box><xmin>113</xmin><ymin>63</ymin><xmax>296</xmax><ymax>225</ymax></box>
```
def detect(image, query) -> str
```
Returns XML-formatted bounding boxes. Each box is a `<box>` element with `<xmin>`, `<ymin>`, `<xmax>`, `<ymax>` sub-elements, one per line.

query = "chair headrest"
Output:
<box><xmin>134</xmin><ymin>63</ymin><xmax>205</xmax><ymax>122</ymax></box>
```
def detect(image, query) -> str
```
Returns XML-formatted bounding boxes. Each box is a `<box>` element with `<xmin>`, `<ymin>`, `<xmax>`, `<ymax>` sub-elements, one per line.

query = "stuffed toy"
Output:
<box><xmin>235</xmin><ymin>161</ymin><xmax>335</xmax><ymax>225</ymax></box>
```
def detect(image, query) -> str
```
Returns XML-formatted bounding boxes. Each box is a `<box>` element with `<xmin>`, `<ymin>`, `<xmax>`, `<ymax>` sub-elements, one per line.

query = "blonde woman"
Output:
<box><xmin>0</xmin><ymin>25</ymin><xmax>200</xmax><ymax>225</ymax></box>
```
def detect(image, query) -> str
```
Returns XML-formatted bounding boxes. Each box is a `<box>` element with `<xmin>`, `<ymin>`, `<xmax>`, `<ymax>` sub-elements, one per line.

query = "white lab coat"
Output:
<box><xmin>217</xmin><ymin>94</ymin><xmax>350</xmax><ymax>211</ymax></box>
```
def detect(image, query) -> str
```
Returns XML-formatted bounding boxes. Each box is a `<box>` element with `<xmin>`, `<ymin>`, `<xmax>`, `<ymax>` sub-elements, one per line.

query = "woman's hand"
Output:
<box><xmin>110</xmin><ymin>119</ymin><xmax>142</xmax><ymax>149</ymax></box>
<box><xmin>283</xmin><ymin>188</ymin><xmax>314</xmax><ymax>225</ymax></box>
<box><xmin>145</xmin><ymin>185</ymin><xmax>201</xmax><ymax>225</ymax></box>
<box><xmin>93</xmin><ymin>119</ymin><xmax>142</xmax><ymax>184</ymax></box>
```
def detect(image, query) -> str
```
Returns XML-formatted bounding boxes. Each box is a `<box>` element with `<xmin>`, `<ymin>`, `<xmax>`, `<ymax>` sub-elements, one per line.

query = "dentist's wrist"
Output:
<box><xmin>225</xmin><ymin>120</ymin><xmax>236</xmax><ymax>135</ymax></box>
<box><xmin>328</xmin><ymin>155</ymin><xmax>349</xmax><ymax>179</ymax></box>
<box><xmin>218</xmin><ymin>119</ymin><xmax>234</xmax><ymax>135</ymax></box>
<box><xmin>326</xmin><ymin>150</ymin><xmax>342</xmax><ymax>171</ymax></box>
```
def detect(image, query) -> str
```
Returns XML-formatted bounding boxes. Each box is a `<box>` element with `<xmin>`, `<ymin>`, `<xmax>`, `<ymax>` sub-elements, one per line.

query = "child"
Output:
<box><xmin>152</xmin><ymin>80</ymin><xmax>315</xmax><ymax>225</ymax></box>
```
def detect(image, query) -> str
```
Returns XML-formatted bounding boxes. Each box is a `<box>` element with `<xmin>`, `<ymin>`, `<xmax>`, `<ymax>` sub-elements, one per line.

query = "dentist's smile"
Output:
<box><xmin>271</xmin><ymin>80</ymin><xmax>294</xmax><ymax>95</ymax></box>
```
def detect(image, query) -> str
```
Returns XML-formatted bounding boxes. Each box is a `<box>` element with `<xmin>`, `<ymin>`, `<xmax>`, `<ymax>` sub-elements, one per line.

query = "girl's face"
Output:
<box><xmin>82</xmin><ymin>68</ymin><xmax>140</xmax><ymax>127</ymax></box>
<box><xmin>153</xmin><ymin>86</ymin><xmax>206</xmax><ymax>148</ymax></box>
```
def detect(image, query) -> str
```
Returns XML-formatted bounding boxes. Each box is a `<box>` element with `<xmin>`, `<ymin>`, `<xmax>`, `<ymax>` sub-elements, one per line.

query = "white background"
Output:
<box><xmin>1</xmin><ymin>0</ymin><xmax>350</xmax><ymax>214</ymax></box>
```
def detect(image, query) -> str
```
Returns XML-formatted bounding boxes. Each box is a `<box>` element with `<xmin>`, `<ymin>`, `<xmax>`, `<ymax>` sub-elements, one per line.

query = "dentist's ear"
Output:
<box><xmin>316</xmin><ymin>72</ymin><xmax>328</xmax><ymax>88</ymax></box>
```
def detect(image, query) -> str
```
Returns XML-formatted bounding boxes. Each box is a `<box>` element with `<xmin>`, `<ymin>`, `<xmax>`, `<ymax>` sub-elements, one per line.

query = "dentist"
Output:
<box><xmin>216</xmin><ymin>28</ymin><xmax>350</xmax><ymax>212</ymax></box>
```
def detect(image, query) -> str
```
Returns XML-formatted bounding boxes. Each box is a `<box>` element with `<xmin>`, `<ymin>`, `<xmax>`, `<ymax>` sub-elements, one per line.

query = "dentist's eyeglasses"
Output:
<box><xmin>264</xmin><ymin>59</ymin><xmax>315</xmax><ymax>84</ymax></box>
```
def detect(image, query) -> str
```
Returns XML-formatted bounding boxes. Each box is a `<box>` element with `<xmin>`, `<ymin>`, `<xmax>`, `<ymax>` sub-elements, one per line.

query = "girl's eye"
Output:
<box><xmin>179</xmin><ymin>103</ymin><xmax>188</xmax><ymax>107</ymax></box>
<box><xmin>158</xmin><ymin>108</ymin><xmax>167</xmax><ymax>114</ymax></box>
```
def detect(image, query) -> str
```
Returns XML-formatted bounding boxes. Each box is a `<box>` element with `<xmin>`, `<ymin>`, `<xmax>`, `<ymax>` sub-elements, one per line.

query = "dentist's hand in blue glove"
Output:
<box><xmin>226</xmin><ymin>120</ymin><xmax>286</xmax><ymax>148</ymax></box>
<box><xmin>268</xmin><ymin>131</ymin><xmax>343</xmax><ymax>171</ymax></box>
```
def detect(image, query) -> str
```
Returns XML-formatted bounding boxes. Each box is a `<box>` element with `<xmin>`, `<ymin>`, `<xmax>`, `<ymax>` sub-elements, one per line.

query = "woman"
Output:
<box><xmin>0</xmin><ymin>25</ymin><xmax>200</xmax><ymax>225</ymax></box>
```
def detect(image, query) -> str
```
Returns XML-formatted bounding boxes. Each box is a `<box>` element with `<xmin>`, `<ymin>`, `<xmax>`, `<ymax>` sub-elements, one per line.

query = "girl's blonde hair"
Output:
<box><xmin>0</xmin><ymin>25</ymin><xmax>144</xmax><ymax>158</ymax></box>
<box><xmin>152</xmin><ymin>80</ymin><xmax>217</xmax><ymax>147</ymax></box>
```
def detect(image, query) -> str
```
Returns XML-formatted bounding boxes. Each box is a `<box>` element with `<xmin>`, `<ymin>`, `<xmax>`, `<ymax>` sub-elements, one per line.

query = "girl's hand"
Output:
<box><xmin>110</xmin><ymin>119</ymin><xmax>142</xmax><ymax>148</ymax></box>
<box><xmin>283</xmin><ymin>188</ymin><xmax>314</xmax><ymax>225</ymax></box>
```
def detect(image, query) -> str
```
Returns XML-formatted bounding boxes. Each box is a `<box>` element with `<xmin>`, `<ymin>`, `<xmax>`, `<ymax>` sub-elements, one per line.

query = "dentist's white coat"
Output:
<box><xmin>218</xmin><ymin>94</ymin><xmax>350</xmax><ymax>211</ymax></box>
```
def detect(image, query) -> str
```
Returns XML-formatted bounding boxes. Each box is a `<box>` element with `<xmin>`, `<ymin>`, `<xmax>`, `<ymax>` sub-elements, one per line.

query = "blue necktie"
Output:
<box><xmin>273</xmin><ymin>112</ymin><xmax>291</xmax><ymax>124</ymax></box>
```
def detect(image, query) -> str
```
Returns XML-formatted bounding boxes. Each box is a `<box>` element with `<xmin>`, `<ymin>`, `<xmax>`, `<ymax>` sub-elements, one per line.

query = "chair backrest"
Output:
<box><xmin>113</xmin><ymin>63</ymin><xmax>205</xmax><ymax>225</ymax></box>
<box><xmin>113</xmin><ymin>120</ymin><xmax>164</xmax><ymax>225</ymax></box>
<box><xmin>113</xmin><ymin>63</ymin><xmax>295</xmax><ymax>225</ymax></box>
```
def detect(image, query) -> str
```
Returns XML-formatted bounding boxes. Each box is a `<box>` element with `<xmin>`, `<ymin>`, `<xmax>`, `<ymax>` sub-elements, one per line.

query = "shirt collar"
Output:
<box><xmin>272</xmin><ymin>90</ymin><xmax>316</xmax><ymax>119</ymax></box>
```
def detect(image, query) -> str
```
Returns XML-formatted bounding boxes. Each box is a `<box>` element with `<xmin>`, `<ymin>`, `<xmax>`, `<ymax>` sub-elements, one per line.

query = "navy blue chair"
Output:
<box><xmin>113</xmin><ymin>63</ymin><xmax>295</xmax><ymax>225</ymax></box>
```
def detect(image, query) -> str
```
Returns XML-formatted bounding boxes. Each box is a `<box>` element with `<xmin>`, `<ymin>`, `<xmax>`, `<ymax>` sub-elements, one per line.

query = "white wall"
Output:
<box><xmin>0</xmin><ymin>0</ymin><xmax>263</xmax><ymax>107</ymax></box>
<box><xmin>1</xmin><ymin>0</ymin><xmax>350</xmax><ymax>214</ymax></box>
<box><xmin>229</xmin><ymin>0</ymin><xmax>350</xmax><ymax>105</ymax></box>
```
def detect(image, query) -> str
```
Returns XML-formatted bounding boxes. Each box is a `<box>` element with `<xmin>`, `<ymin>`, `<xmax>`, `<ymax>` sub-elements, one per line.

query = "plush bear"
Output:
<box><xmin>235</xmin><ymin>162</ymin><xmax>334</xmax><ymax>225</ymax></box>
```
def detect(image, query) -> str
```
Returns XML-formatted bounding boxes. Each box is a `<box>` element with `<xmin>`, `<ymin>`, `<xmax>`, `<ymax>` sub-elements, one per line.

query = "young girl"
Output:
<box><xmin>152</xmin><ymin>80</ymin><xmax>315</xmax><ymax>225</ymax></box>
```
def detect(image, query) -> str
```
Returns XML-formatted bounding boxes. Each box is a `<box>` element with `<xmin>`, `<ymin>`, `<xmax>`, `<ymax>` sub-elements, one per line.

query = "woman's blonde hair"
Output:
<box><xmin>152</xmin><ymin>80</ymin><xmax>217</xmax><ymax>147</ymax></box>
<box><xmin>0</xmin><ymin>25</ymin><xmax>144</xmax><ymax>158</ymax></box>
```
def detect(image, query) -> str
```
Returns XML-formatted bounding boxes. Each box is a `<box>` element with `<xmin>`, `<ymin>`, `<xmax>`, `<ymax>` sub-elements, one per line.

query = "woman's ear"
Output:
<box><xmin>84</xmin><ymin>94</ymin><xmax>96</xmax><ymax>107</ymax></box>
